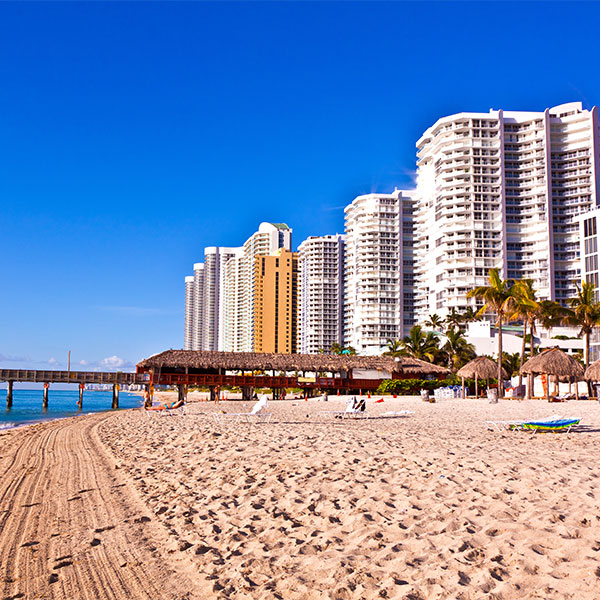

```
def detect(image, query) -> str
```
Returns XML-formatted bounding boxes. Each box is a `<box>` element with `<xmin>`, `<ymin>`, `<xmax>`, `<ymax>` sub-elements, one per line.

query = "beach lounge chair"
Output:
<box><xmin>144</xmin><ymin>399</ymin><xmax>186</xmax><ymax>416</ymax></box>
<box><xmin>381</xmin><ymin>410</ymin><xmax>415</xmax><ymax>418</ymax></box>
<box><xmin>212</xmin><ymin>395</ymin><xmax>272</xmax><ymax>425</ymax></box>
<box><xmin>318</xmin><ymin>396</ymin><xmax>369</xmax><ymax>420</ymax></box>
<box><xmin>486</xmin><ymin>415</ymin><xmax>581</xmax><ymax>433</ymax></box>
<box><xmin>517</xmin><ymin>418</ymin><xmax>581</xmax><ymax>433</ymax></box>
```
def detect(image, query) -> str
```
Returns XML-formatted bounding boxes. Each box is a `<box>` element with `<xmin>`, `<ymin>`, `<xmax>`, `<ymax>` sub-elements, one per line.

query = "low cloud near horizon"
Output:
<box><xmin>99</xmin><ymin>355</ymin><xmax>135</xmax><ymax>370</ymax></box>
<box><xmin>0</xmin><ymin>352</ymin><xmax>32</xmax><ymax>363</ymax></box>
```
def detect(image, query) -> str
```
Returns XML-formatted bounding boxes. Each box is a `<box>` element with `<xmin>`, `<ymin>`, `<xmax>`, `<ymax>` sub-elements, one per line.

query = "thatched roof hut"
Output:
<box><xmin>585</xmin><ymin>358</ymin><xmax>600</xmax><ymax>381</ymax></box>
<box><xmin>520</xmin><ymin>347</ymin><xmax>584</xmax><ymax>400</ymax></box>
<box><xmin>457</xmin><ymin>357</ymin><xmax>507</xmax><ymax>380</ymax></box>
<box><xmin>520</xmin><ymin>347</ymin><xmax>584</xmax><ymax>378</ymax></box>
<box><xmin>137</xmin><ymin>350</ymin><xmax>449</xmax><ymax>377</ymax></box>
<box><xmin>456</xmin><ymin>356</ymin><xmax>507</xmax><ymax>399</ymax></box>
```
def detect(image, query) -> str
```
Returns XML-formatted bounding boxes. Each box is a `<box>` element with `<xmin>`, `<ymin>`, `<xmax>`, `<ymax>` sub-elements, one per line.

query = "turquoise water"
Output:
<box><xmin>0</xmin><ymin>389</ymin><xmax>142</xmax><ymax>430</ymax></box>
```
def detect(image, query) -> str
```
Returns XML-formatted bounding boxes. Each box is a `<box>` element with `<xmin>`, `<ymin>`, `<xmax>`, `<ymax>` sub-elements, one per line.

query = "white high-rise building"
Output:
<box><xmin>415</xmin><ymin>102</ymin><xmax>600</xmax><ymax>321</ymax></box>
<box><xmin>184</xmin><ymin>223</ymin><xmax>292</xmax><ymax>351</ymax></box>
<box><xmin>343</xmin><ymin>189</ymin><xmax>416</xmax><ymax>355</ymax></box>
<box><xmin>184</xmin><ymin>276</ymin><xmax>195</xmax><ymax>350</ymax></box>
<box><xmin>192</xmin><ymin>263</ymin><xmax>205</xmax><ymax>349</ymax></box>
<box><xmin>576</xmin><ymin>208</ymin><xmax>600</xmax><ymax>362</ymax></box>
<box><xmin>298</xmin><ymin>234</ymin><xmax>345</xmax><ymax>354</ymax></box>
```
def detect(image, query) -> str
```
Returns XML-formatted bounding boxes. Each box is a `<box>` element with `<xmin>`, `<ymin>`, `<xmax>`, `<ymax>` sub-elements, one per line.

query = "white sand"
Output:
<box><xmin>2</xmin><ymin>394</ymin><xmax>600</xmax><ymax>599</ymax></box>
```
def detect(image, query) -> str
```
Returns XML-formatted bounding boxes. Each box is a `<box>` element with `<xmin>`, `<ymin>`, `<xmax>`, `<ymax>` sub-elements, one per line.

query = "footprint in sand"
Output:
<box><xmin>94</xmin><ymin>525</ymin><xmax>115</xmax><ymax>533</ymax></box>
<box><xmin>54</xmin><ymin>560</ymin><xmax>73</xmax><ymax>569</ymax></box>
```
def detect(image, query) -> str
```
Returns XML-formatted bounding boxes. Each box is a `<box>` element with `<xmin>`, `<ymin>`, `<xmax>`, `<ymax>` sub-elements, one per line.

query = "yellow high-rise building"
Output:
<box><xmin>253</xmin><ymin>249</ymin><xmax>298</xmax><ymax>354</ymax></box>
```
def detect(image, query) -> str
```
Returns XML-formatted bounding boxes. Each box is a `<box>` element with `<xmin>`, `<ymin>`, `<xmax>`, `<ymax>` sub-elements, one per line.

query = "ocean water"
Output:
<box><xmin>0</xmin><ymin>389</ymin><xmax>143</xmax><ymax>430</ymax></box>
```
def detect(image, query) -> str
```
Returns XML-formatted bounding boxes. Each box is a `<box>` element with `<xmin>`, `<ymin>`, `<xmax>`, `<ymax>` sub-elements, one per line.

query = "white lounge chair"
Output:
<box><xmin>318</xmin><ymin>396</ymin><xmax>369</xmax><ymax>420</ymax></box>
<box><xmin>212</xmin><ymin>395</ymin><xmax>272</xmax><ymax>425</ymax></box>
<box><xmin>381</xmin><ymin>410</ymin><xmax>415</xmax><ymax>417</ymax></box>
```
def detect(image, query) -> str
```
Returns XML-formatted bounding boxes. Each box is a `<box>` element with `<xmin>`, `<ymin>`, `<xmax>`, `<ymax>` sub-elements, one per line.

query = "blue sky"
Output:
<box><xmin>1</xmin><ymin>1</ymin><xmax>598</xmax><ymax>372</ymax></box>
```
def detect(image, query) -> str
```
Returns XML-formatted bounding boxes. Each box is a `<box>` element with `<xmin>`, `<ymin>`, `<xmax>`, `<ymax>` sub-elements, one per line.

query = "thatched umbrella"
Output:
<box><xmin>585</xmin><ymin>358</ymin><xmax>600</xmax><ymax>382</ymax></box>
<box><xmin>457</xmin><ymin>357</ymin><xmax>508</xmax><ymax>398</ymax></box>
<box><xmin>520</xmin><ymin>347</ymin><xmax>584</xmax><ymax>400</ymax></box>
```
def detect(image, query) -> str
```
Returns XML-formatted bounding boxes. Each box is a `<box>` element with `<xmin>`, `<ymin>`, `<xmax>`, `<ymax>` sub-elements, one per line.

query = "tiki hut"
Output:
<box><xmin>584</xmin><ymin>358</ymin><xmax>600</xmax><ymax>382</ymax></box>
<box><xmin>457</xmin><ymin>357</ymin><xmax>508</xmax><ymax>398</ymax></box>
<box><xmin>137</xmin><ymin>350</ymin><xmax>449</xmax><ymax>377</ymax></box>
<box><xmin>520</xmin><ymin>347</ymin><xmax>584</xmax><ymax>400</ymax></box>
<box><xmin>137</xmin><ymin>351</ymin><xmax>449</xmax><ymax>400</ymax></box>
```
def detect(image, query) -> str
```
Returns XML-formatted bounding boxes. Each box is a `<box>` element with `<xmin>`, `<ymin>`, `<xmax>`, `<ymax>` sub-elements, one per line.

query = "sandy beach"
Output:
<box><xmin>1</xmin><ymin>394</ymin><xmax>600</xmax><ymax>599</ymax></box>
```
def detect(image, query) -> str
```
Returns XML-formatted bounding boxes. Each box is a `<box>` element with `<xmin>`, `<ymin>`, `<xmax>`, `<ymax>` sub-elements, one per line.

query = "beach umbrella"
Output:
<box><xmin>457</xmin><ymin>357</ymin><xmax>508</xmax><ymax>398</ymax></box>
<box><xmin>520</xmin><ymin>347</ymin><xmax>584</xmax><ymax>400</ymax></box>
<box><xmin>584</xmin><ymin>359</ymin><xmax>600</xmax><ymax>399</ymax></box>
<box><xmin>584</xmin><ymin>358</ymin><xmax>600</xmax><ymax>381</ymax></box>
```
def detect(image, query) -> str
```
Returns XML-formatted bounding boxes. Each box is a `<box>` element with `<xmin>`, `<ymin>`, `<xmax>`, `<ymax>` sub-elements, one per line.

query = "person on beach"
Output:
<box><xmin>143</xmin><ymin>389</ymin><xmax>152</xmax><ymax>408</ymax></box>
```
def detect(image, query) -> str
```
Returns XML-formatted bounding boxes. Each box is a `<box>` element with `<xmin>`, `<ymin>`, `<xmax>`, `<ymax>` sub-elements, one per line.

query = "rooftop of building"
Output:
<box><xmin>417</xmin><ymin>101</ymin><xmax>592</xmax><ymax>148</ymax></box>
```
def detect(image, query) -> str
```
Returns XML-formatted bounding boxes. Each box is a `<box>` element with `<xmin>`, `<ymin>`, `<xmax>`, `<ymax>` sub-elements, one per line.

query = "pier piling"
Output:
<box><xmin>6</xmin><ymin>381</ymin><xmax>13</xmax><ymax>409</ymax></box>
<box><xmin>112</xmin><ymin>384</ymin><xmax>119</xmax><ymax>409</ymax></box>
<box><xmin>43</xmin><ymin>383</ymin><xmax>49</xmax><ymax>409</ymax></box>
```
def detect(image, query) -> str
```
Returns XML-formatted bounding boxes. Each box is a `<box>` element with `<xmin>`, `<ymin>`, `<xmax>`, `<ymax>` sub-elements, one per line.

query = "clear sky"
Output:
<box><xmin>1</xmin><ymin>1</ymin><xmax>599</xmax><ymax>372</ymax></box>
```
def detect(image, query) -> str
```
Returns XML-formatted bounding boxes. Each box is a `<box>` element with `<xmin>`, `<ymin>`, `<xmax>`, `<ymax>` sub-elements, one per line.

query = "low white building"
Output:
<box><xmin>462</xmin><ymin>321</ymin><xmax>583</xmax><ymax>358</ymax></box>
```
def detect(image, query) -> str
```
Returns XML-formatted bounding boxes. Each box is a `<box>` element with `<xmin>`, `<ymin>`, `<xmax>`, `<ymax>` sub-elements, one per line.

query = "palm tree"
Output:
<box><xmin>442</xmin><ymin>328</ymin><xmax>476</xmax><ymax>371</ymax></box>
<box><xmin>564</xmin><ymin>281</ymin><xmax>600</xmax><ymax>369</ymax></box>
<box><xmin>342</xmin><ymin>346</ymin><xmax>357</xmax><ymax>356</ymax></box>
<box><xmin>509</xmin><ymin>279</ymin><xmax>539</xmax><ymax>390</ymax></box>
<box><xmin>445</xmin><ymin>307</ymin><xmax>463</xmax><ymax>331</ymax></box>
<box><xmin>383</xmin><ymin>339</ymin><xmax>403</xmax><ymax>357</ymax></box>
<box><xmin>330</xmin><ymin>342</ymin><xmax>343</xmax><ymax>355</ymax></box>
<box><xmin>461</xmin><ymin>306</ymin><xmax>481</xmax><ymax>325</ymax></box>
<box><xmin>399</xmin><ymin>325</ymin><xmax>441</xmax><ymax>363</ymax></box>
<box><xmin>424</xmin><ymin>314</ymin><xmax>445</xmax><ymax>330</ymax></box>
<box><xmin>536</xmin><ymin>300</ymin><xmax>569</xmax><ymax>349</ymax></box>
<box><xmin>501</xmin><ymin>352</ymin><xmax>521</xmax><ymax>378</ymax></box>
<box><xmin>467</xmin><ymin>268</ymin><xmax>514</xmax><ymax>397</ymax></box>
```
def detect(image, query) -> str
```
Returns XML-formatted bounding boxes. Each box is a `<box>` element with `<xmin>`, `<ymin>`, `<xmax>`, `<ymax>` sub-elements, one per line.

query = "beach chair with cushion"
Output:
<box><xmin>517</xmin><ymin>418</ymin><xmax>581</xmax><ymax>433</ymax></box>
<box><xmin>486</xmin><ymin>415</ymin><xmax>581</xmax><ymax>433</ymax></box>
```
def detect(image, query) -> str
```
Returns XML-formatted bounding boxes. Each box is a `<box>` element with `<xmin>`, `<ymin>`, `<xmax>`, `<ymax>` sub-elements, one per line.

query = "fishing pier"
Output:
<box><xmin>0</xmin><ymin>370</ymin><xmax>149</xmax><ymax>409</ymax></box>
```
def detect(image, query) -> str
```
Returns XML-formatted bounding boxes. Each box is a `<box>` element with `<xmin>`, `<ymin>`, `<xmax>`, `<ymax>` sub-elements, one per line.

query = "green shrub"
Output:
<box><xmin>376</xmin><ymin>377</ymin><xmax>496</xmax><ymax>396</ymax></box>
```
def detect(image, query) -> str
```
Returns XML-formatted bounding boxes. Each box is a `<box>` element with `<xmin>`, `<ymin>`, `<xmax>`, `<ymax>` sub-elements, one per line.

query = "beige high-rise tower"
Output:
<box><xmin>253</xmin><ymin>248</ymin><xmax>298</xmax><ymax>354</ymax></box>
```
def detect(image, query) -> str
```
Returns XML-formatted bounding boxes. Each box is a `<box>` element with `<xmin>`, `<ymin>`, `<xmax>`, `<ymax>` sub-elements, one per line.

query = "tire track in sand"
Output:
<box><xmin>0</xmin><ymin>413</ymin><xmax>201</xmax><ymax>600</ymax></box>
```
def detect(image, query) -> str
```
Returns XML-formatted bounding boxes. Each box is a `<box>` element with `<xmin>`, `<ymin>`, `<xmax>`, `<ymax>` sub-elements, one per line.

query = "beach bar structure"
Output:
<box><xmin>136</xmin><ymin>350</ymin><xmax>449</xmax><ymax>400</ymax></box>
<box><xmin>0</xmin><ymin>370</ymin><xmax>148</xmax><ymax>409</ymax></box>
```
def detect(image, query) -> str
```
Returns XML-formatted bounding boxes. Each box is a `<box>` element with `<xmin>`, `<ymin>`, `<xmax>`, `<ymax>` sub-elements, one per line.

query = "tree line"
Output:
<box><xmin>384</xmin><ymin>268</ymin><xmax>600</xmax><ymax>397</ymax></box>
